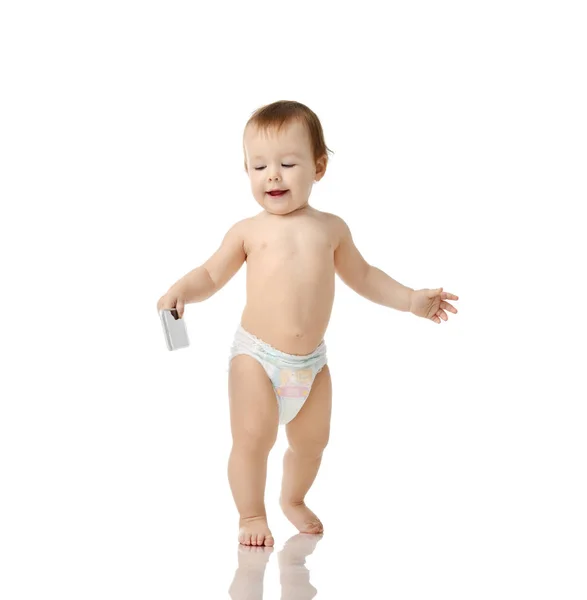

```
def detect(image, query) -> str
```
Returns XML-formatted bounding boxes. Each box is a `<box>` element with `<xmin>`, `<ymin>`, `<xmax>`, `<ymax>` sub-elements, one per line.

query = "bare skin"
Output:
<box><xmin>157</xmin><ymin>118</ymin><xmax>459</xmax><ymax>546</ymax></box>
<box><xmin>241</xmin><ymin>207</ymin><xmax>339</xmax><ymax>354</ymax></box>
<box><xmin>228</xmin><ymin>209</ymin><xmax>338</xmax><ymax>546</ymax></box>
<box><xmin>213</xmin><ymin>122</ymin><xmax>342</xmax><ymax>546</ymax></box>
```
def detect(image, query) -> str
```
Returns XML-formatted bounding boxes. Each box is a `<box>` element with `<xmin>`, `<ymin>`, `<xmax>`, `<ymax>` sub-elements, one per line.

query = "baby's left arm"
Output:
<box><xmin>333</xmin><ymin>216</ymin><xmax>414</xmax><ymax>312</ymax></box>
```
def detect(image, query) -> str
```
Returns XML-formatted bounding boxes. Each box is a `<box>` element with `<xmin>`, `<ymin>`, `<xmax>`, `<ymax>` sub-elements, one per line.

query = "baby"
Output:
<box><xmin>157</xmin><ymin>100</ymin><xmax>459</xmax><ymax>547</ymax></box>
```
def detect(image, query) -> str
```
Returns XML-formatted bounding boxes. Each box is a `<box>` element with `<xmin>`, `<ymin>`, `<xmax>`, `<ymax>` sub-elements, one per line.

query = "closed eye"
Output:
<box><xmin>254</xmin><ymin>164</ymin><xmax>295</xmax><ymax>170</ymax></box>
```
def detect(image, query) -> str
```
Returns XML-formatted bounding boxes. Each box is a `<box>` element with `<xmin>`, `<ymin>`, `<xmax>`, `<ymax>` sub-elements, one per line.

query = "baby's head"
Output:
<box><xmin>242</xmin><ymin>100</ymin><xmax>333</xmax><ymax>215</ymax></box>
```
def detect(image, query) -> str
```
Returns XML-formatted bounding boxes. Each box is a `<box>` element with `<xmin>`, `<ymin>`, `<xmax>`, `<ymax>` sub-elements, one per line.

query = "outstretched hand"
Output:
<box><xmin>409</xmin><ymin>288</ymin><xmax>459</xmax><ymax>324</ymax></box>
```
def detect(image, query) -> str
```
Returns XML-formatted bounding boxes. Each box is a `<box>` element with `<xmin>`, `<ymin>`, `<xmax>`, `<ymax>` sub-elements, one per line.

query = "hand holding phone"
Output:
<box><xmin>157</xmin><ymin>289</ymin><xmax>185</xmax><ymax>319</ymax></box>
<box><xmin>159</xmin><ymin>308</ymin><xmax>190</xmax><ymax>351</ymax></box>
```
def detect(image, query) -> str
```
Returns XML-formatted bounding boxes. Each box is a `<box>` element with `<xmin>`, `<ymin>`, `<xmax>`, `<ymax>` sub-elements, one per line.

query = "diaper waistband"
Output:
<box><xmin>232</xmin><ymin>325</ymin><xmax>326</xmax><ymax>364</ymax></box>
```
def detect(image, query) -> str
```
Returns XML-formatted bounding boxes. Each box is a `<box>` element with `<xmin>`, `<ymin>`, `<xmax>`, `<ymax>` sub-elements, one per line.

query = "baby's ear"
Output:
<box><xmin>315</xmin><ymin>155</ymin><xmax>327</xmax><ymax>181</ymax></box>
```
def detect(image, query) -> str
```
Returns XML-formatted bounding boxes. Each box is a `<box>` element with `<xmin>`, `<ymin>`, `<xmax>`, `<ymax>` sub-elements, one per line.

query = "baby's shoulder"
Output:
<box><xmin>318</xmin><ymin>209</ymin><xmax>344</xmax><ymax>225</ymax></box>
<box><xmin>224</xmin><ymin>216</ymin><xmax>256</xmax><ymax>255</ymax></box>
<box><xmin>302</xmin><ymin>210</ymin><xmax>349</xmax><ymax>252</ymax></box>
<box><xmin>228</xmin><ymin>213</ymin><xmax>276</xmax><ymax>255</ymax></box>
<box><xmin>315</xmin><ymin>209</ymin><xmax>348</xmax><ymax>236</ymax></box>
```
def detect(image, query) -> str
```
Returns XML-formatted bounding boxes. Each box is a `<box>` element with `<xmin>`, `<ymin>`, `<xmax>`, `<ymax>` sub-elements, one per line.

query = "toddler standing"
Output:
<box><xmin>157</xmin><ymin>100</ymin><xmax>459</xmax><ymax>546</ymax></box>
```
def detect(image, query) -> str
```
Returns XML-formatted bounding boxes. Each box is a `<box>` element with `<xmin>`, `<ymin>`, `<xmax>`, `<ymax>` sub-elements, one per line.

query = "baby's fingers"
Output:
<box><xmin>157</xmin><ymin>294</ymin><xmax>175</xmax><ymax>312</ymax></box>
<box><xmin>176</xmin><ymin>298</ymin><xmax>185</xmax><ymax>318</ymax></box>
<box><xmin>441</xmin><ymin>301</ymin><xmax>458</xmax><ymax>313</ymax></box>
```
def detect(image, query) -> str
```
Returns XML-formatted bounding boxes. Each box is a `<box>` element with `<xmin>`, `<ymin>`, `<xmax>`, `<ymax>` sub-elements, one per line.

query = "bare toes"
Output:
<box><xmin>305</xmin><ymin>521</ymin><xmax>323</xmax><ymax>533</ymax></box>
<box><xmin>238</xmin><ymin>519</ymin><xmax>274</xmax><ymax>547</ymax></box>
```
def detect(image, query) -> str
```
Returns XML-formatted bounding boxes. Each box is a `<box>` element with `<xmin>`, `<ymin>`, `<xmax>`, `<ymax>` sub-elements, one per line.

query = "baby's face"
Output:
<box><xmin>243</xmin><ymin>120</ymin><xmax>326</xmax><ymax>215</ymax></box>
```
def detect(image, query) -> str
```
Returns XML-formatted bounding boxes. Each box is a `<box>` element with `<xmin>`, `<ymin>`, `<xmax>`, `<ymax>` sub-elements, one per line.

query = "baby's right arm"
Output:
<box><xmin>157</xmin><ymin>219</ymin><xmax>248</xmax><ymax>315</ymax></box>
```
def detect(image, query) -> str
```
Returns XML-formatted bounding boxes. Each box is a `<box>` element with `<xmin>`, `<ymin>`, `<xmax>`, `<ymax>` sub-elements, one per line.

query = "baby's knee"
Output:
<box><xmin>234</xmin><ymin>422</ymin><xmax>277</xmax><ymax>454</ymax></box>
<box><xmin>288</xmin><ymin>435</ymin><xmax>329</xmax><ymax>459</ymax></box>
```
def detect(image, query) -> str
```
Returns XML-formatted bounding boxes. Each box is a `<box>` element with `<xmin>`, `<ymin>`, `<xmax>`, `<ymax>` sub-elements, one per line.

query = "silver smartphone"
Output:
<box><xmin>159</xmin><ymin>308</ymin><xmax>190</xmax><ymax>351</ymax></box>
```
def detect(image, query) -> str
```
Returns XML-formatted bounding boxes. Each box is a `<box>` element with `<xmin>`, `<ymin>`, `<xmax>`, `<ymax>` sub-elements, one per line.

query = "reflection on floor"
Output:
<box><xmin>228</xmin><ymin>533</ymin><xmax>322</xmax><ymax>600</ymax></box>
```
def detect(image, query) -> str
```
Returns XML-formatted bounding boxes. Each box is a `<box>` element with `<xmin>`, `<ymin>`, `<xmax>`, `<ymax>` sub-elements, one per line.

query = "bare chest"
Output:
<box><xmin>247</xmin><ymin>228</ymin><xmax>334</xmax><ymax>267</ymax></box>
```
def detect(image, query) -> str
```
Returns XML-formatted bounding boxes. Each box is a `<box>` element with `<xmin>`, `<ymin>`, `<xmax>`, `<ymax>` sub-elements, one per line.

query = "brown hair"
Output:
<box><xmin>243</xmin><ymin>100</ymin><xmax>334</xmax><ymax>172</ymax></box>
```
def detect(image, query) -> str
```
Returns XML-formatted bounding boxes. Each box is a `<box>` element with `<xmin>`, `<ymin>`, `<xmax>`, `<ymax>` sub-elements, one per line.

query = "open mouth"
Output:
<box><xmin>267</xmin><ymin>190</ymin><xmax>288</xmax><ymax>197</ymax></box>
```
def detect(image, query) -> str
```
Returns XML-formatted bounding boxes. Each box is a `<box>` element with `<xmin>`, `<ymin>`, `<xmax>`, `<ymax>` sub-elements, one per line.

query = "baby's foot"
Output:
<box><xmin>280</xmin><ymin>499</ymin><xmax>324</xmax><ymax>534</ymax></box>
<box><xmin>238</xmin><ymin>516</ymin><xmax>275</xmax><ymax>547</ymax></box>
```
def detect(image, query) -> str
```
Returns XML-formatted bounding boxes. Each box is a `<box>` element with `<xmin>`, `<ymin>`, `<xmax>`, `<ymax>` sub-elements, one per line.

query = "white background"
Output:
<box><xmin>1</xmin><ymin>1</ymin><xmax>586</xmax><ymax>598</ymax></box>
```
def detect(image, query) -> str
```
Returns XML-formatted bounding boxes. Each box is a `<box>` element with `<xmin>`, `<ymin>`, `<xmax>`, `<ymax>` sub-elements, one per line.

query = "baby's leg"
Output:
<box><xmin>228</xmin><ymin>354</ymin><xmax>279</xmax><ymax>546</ymax></box>
<box><xmin>280</xmin><ymin>365</ymin><xmax>332</xmax><ymax>534</ymax></box>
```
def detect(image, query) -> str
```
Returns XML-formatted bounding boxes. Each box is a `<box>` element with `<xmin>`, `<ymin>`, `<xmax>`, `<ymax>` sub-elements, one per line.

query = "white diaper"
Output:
<box><xmin>228</xmin><ymin>325</ymin><xmax>328</xmax><ymax>425</ymax></box>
